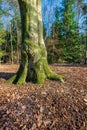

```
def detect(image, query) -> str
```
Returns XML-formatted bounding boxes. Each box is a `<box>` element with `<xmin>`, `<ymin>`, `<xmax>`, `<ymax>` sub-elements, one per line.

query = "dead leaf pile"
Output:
<box><xmin>0</xmin><ymin>64</ymin><xmax>87</xmax><ymax>130</ymax></box>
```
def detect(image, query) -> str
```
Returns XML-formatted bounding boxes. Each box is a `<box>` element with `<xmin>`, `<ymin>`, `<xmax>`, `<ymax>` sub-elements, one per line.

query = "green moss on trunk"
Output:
<box><xmin>7</xmin><ymin>0</ymin><xmax>64</xmax><ymax>85</ymax></box>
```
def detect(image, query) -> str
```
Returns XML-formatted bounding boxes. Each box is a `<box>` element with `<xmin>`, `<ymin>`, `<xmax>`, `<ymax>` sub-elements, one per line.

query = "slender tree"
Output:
<box><xmin>0</xmin><ymin>0</ymin><xmax>7</xmax><ymax>63</ymax></box>
<box><xmin>82</xmin><ymin>3</ymin><xmax>87</xmax><ymax>63</ymax></box>
<box><xmin>8</xmin><ymin>0</ymin><xmax>63</xmax><ymax>84</ymax></box>
<box><xmin>59</xmin><ymin>0</ymin><xmax>83</xmax><ymax>62</ymax></box>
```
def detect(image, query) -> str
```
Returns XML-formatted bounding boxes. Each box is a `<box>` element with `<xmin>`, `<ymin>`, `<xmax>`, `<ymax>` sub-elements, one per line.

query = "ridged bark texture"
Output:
<box><xmin>7</xmin><ymin>0</ymin><xmax>64</xmax><ymax>85</ymax></box>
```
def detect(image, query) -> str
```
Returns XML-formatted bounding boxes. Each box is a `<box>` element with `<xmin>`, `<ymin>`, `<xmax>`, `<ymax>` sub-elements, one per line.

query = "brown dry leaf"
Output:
<box><xmin>0</xmin><ymin>64</ymin><xmax>87</xmax><ymax>130</ymax></box>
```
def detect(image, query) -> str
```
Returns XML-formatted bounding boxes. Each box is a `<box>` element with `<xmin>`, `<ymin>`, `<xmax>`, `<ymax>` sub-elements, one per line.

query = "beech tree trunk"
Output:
<box><xmin>8</xmin><ymin>0</ymin><xmax>63</xmax><ymax>84</ymax></box>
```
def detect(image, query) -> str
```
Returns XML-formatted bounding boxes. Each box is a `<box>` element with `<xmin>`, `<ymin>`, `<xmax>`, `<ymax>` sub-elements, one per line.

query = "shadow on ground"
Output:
<box><xmin>0</xmin><ymin>72</ymin><xmax>15</xmax><ymax>80</ymax></box>
<box><xmin>52</xmin><ymin>63</ymin><xmax>87</xmax><ymax>67</ymax></box>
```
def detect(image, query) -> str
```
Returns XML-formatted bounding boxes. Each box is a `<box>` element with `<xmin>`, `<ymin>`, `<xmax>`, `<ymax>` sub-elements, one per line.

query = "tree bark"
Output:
<box><xmin>7</xmin><ymin>0</ymin><xmax>64</xmax><ymax>84</ymax></box>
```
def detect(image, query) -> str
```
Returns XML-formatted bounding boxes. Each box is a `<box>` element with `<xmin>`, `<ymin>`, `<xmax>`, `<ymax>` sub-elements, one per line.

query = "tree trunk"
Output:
<box><xmin>10</xmin><ymin>24</ymin><xmax>13</xmax><ymax>64</ymax></box>
<box><xmin>7</xmin><ymin>0</ymin><xmax>64</xmax><ymax>85</ymax></box>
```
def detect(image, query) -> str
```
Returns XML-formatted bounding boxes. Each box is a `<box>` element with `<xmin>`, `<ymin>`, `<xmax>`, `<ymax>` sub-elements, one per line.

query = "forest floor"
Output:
<box><xmin>0</xmin><ymin>64</ymin><xmax>87</xmax><ymax>130</ymax></box>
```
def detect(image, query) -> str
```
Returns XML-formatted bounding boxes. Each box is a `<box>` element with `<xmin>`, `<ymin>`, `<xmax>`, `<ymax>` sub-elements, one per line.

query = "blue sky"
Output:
<box><xmin>1</xmin><ymin>0</ymin><xmax>87</xmax><ymax>34</ymax></box>
<box><xmin>42</xmin><ymin>0</ymin><xmax>60</xmax><ymax>35</ymax></box>
<box><xmin>1</xmin><ymin>0</ymin><xmax>60</xmax><ymax>34</ymax></box>
<box><xmin>42</xmin><ymin>0</ymin><xmax>87</xmax><ymax>35</ymax></box>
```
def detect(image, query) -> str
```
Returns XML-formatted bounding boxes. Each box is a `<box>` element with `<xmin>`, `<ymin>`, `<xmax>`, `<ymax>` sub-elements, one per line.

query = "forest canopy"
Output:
<box><xmin>0</xmin><ymin>0</ymin><xmax>87</xmax><ymax>64</ymax></box>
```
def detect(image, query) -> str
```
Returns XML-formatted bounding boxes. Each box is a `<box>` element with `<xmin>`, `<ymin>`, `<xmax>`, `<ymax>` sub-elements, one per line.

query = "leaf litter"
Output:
<box><xmin>0</xmin><ymin>64</ymin><xmax>87</xmax><ymax>130</ymax></box>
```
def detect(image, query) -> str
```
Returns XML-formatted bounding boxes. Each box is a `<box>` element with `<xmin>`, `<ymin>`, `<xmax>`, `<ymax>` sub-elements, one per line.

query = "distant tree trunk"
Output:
<box><xmin>10</xmin><ymin>24</ymin><xmax>13</xmax><ymax>64</ymax></box>
<box><xmin>16</xmin><ymin>21</ymin><xmax>20</xmax><ymax>64</ymax></box>
<box><xmin>8</xmin><ymin>0</ymin><xmax>63</xmax><ymax>84</ymax></box>
<box><xmin>85</xmin><ymin>18</ymin><xmax>87</xmax><ymax>64</ymax></box>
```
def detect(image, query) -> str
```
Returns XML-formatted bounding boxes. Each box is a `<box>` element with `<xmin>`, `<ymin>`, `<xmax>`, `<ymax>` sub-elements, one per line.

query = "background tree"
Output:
<box><xmin>0</xmin><ymin>0</ymin><xmax>21</xmax><ymax>63</ymax></box>
<box><xmin>0</xmin><ymin>29</ymin><xmax>6</xmax><ymax>63</ymax></box>
<box><xmin>48</xmin><ymin>0</ymin><xmax>84</xmax><ymax>63</ymax></box>
<box><xmin>0</xmin><ymin>0</ymin><xmax>7</xmax><ymax>63</ymax></box>
<box><xmin>48</xmin><ymin>6</ymin><xmax>64</xmax><ymax>63</ymax></box>
<box><xmin>1</xmin><ymin>0</ymin><xmax>86</xmax><ymax>65</ymax></box>
<box><xmin>81</xmin><ymin>3</ymin><xmax>87</xmax><ymax>63</ymax></box>
<box><xmin>59</xmin><ymin>0</ymin><xmax>83</xmax><ymax>62</ymax></box>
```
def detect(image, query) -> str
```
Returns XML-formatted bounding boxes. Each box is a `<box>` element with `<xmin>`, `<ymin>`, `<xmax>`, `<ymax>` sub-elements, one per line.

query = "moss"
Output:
<box><xmin>40</xmin><ymin>45</ymin><xmax>47</xmax><ymax>58</ymax></box>
<box><xmin>7</xmin><ymin>44</ymin><xmax>64</xmax><ymax>85</ymax></box>
<box><xmin>48</xmin><ymin>72</ymin><xmax>64</xmax><ymax>82</ymax></box>
<box><xmin>34</xmin><ymin>60</ymin><xmax>46</xmax><ymax>84</ymax></box>
<box><xmin>14</xmin><ymin>56</ymin><xmax>28</xmax><ymax>85</ymax></box>
<box><xmin>35</xmin><ymin>71</ymin><xmax>46</xmax><ymax>84</ymax></box>
<box><xmin>7</xmin><ymin>50</ymin><xmax>28</xmax><ymax>85</ymax></box>
<box><xmin>7</xmin><ymin>65</ymin><xmax>28</xmax><ymax>85</ymax></box>
<box><xmin>7</xmin><ymin>0</ymin><xmax>64</xmax><ymax>85</ymax></box>
<box><xmin>6</xmin><ymin>75</ymin><xmax>16</xmax><ymax>84</ymax></box>
<box><xmin>7</xmin><ymin>38</ymin><xmax>64</xmax><ymax>85</ymax></box>
<box><xmin>42</xmin><ymin>60</ymin><xmax>64</xmax><ymax>83</ymax></box>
